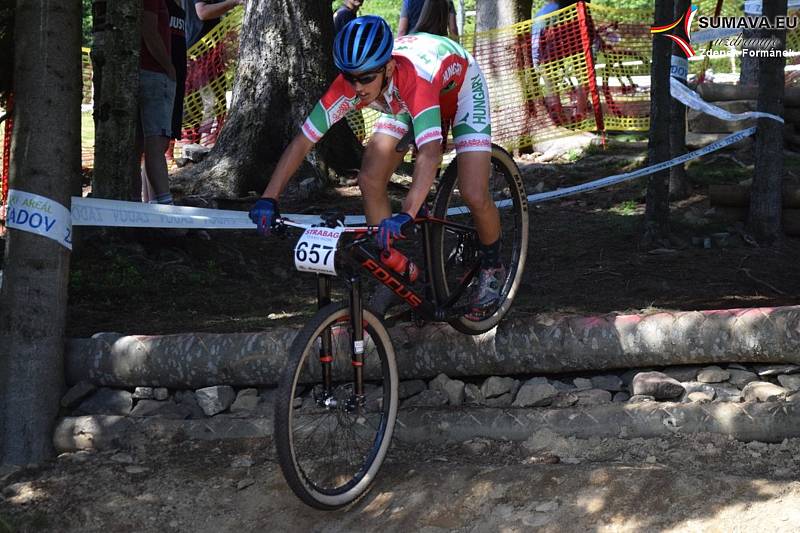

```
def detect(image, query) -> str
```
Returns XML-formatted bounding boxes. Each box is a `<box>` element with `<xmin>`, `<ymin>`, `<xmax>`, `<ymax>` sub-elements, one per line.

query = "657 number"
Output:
<box><xmin>296</xmin><ymin>242</ymin><xmax>334</xmax><ymax>265</ymax></box>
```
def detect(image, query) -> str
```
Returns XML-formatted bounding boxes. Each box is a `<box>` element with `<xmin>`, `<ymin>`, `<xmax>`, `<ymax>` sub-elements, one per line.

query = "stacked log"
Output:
<box><xmin>709</xmin><ymin>182</ymin><xmax>800</xmax><ymax>236</ymax></box>
<box><xmin>692</xmin><ymin>83</ymin><xmax>800</xmax><ymax>150</ymax></box>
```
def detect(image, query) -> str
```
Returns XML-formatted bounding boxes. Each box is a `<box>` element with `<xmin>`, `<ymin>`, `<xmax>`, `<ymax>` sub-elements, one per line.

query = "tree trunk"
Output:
<box><xmin>739</xmin><ymin>29</ymin><xmax>759</xmax><ymax>86</ymax></box>
<box><xmin>643</xmin><ymin>0</ymin><xmax>672</xmax><ymax>245</ymax></box>
<box><xmin>90</xmin><ymin>0</ymin><xmax>141</xmax><ymax>200</ymax></box>
<box><xmin>669</xmin><ymin>0</ymin><xmax>690</xmax><ymax>200</ymax></box>
<box><xmin>176</xmin><ymin>0</ymin><xmax>361</xmax><ymax>199</ymax></box>
<box><xmin>476</xmin><ymin>0</ymin><xmax>531</xmax><ymax>30</ymax></box>
<box><xmin>0</xmin><ymin>0</ymin><xmax>13</xmax><ymax>97</ymax></box>
<box><xmin>0</xmin><ymin>0</ymin><xmax>80</xmax><ymax>464</ymax></box>
<box><xmin>748</xmin><ymin>0</ymin><xmax>787</xmax><ymax>244</ymax></box>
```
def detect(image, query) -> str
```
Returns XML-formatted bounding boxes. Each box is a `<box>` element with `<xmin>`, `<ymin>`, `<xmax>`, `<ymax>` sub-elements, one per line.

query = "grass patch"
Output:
<box><xmin>686</xmin><ymin>158</ymin><xmax>752</xmax><ymax>186</ymax></box>
<box><xmin>609</xmin><ymin>199</ymin><xmax>639</xmax><ymax>216</ymax></box>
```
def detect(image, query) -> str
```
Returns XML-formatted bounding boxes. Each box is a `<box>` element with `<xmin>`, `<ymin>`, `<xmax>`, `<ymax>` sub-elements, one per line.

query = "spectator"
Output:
<box><xmin>333</xmin><ymin>0</ymin><xmax>363</xmax><ymax>35</ymax></box>
<box><xmin>412</xmin><ymin>0</ymin><xmax>450</xmax><ymax>36</ymax></box>
<box><xmin>144</xmin><ymin>0</ymin><xmax>187</xmax><ymax>202</ymax></box>
<box><xmin>185</xmin><ymin>0</ymin><xmax>242</xmax><ymax>48</ymax></box>
<box><xmin>137</xmin><ymin>0</ymin><xmax>176</xmax><ymax>205</ymax></box>
<box><xmin>398</xmin><ymin>0</ymin><xmax>458</xmax><ymax>39</ymax></box>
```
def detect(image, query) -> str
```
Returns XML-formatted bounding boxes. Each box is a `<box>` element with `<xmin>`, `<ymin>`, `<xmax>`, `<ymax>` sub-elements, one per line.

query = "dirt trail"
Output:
<box><xmin>3</xmin><ymin>434</ymin><xmax>800</xmax><ymax>532</ymax></box>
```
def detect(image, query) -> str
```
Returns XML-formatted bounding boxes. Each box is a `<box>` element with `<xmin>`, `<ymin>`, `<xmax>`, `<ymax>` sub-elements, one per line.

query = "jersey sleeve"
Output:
<box><xmin>405</xmin><ymin>77</ymin><xmax>443</xmax><ymax>149</ymax></box>
<box><xmin>300</xmin><ymin>76</ymin><xmax>358</xmax><ymax>143</ymax></box>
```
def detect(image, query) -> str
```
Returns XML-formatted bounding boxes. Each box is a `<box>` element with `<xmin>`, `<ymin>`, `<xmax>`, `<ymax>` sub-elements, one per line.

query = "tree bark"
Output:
<box><xmin>740</xmin><ymin>29</ymin><xmax>759</xmax><ymax>86</ymax></box>
<box><xmin>476</xmin><ymin>0</ymin><xmax>531</xmax><ymax>29</ymax></box>
<box><xmin>0</xmin><ymin>0</ymin><xmax>13</xmax><ymax>97</ymax></box>
<box><xmin>90</xmin><ymin>0</ymin><xmax>141</xmax><ymax>200</ymax></box>
<box><xmin>748</xmin><ymin>0</ymin><xmax>787</xmax><ymax>244</ymax></box>
<box><xmin>175</xmin><ymin>0</ymin><xmax>361</xmax><ymax>199</ymax></box>
<box><xmin>643</xmin><ymin>0</ymin><xmax>672</xmax><ymax>244</ymax></box>
<box><xmin>64</xmin><ymin>306</ymin><xmax>800</xmax><ymax>387</ymax></box>
<box><xmin>0</xmin><ymin>0</ymin><xmax>80</xmax><ymax>464</ymax></box>
<box><xmin>669</xmin><ymin>0</ymin><xmax>690</xmax><ymax>200</ymax></box>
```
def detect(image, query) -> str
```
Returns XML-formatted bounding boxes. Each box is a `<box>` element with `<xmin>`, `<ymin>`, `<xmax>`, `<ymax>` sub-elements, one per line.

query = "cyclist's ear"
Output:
<box><xmin>385</xmin><ymin>59</ymin><xmax>396</xmax><ymax>78</ymax></box>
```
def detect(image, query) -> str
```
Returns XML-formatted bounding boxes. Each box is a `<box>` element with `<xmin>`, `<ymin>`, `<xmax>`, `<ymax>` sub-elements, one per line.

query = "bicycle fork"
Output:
<box><xmin>315</xmin><ymin>274</ymin><xmax>365</xmax><ymax>410</ymax></box>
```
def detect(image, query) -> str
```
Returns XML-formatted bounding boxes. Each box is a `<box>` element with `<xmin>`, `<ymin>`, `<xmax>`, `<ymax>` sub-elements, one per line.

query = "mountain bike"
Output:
<box><xmin>273</xmin><ymin>143</ymin><xmax>528</xmax><ymax>509</ymax></box>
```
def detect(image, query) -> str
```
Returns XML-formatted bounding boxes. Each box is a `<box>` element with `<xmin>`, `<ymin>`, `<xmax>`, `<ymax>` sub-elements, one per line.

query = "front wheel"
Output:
<box><xmin>274</xmin><ymin>303</ymin><xmax>398</xmax><ymax>510</ymax></box>
<box><xmin>430</xmin><ymin>144</ymin><xmax>529</xmax><ymax>334</ymax></box>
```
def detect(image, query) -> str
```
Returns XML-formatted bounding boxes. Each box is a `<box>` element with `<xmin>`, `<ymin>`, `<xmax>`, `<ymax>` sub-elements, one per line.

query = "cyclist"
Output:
<box><xmin>250</xmin><ymin>15</ymin><xmax>504</xmax><ymax>318</ymax></box>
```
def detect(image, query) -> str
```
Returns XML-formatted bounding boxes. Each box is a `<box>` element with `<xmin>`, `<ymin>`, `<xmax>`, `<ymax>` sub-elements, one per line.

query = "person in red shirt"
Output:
<box><xmin>137</xmin><ymin>0</ymin><xmax>176</xmax><ymax>205</ymax></box>
<box><xmin>250</xmin><ymin>16</ymin><xmax>504</xmax><ymax>317</ymax></box>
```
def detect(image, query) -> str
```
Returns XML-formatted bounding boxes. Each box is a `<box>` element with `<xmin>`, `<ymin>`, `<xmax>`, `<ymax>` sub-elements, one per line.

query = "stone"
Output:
<box><xmin>590</xmin><ymin>375</ymin><xmax>624</xmax><ymax>392</ymax></box>
<box><xmin>687</xmin><ymin>391</ymin><xmax>714</xmax><ymax>403</ymax></box>
<box><xmin>551</xmin><ymin>380</ymin><xmax>575</xmax><ymax>391</ymax></box>
<box><xmin>429</xmin><ymin>373</ymin><xmax>465</xmax><ymax>406</ymax></box>
<box><xmin>398</xmin><ymin>380</ymin><xmax>427</xmax><ymax>400</ymax></box>
<box><xmin>631</xmin><ymin>372</ymin><xmax>684</xmax><ymax>400</ymax></box>
<box><xmin>742</xmin><ymin>381</ymin><xmax>788</xmax><ymax>402</ymax></box>
<box><xmin>535</xmin><ymin>501</ymin><xmax>559</xmax><ymax>512</ymax></box>
<box><xmin>710</xmin><ymin>383</ymin><xmax>742</xmax><ymax>402</ymax></box>
<box><xmin>612</xmin><ymin>392</ymin><xmax>630</xmax><ymax>403</ymax></box>
<box><xmin>551</xmin><ymin>392</ymin><xmax>578</xmax><ymax>408</ymax></box>
<box><xmin>464</xmin><ymin>384</ymin><xmax>484</xmax><ymax>405</ymax></box>
<box><xmin>697</xmin><ymin>366</ymin><xmax>730</xmax><ymax>383</ymax></box>
<box><xmin>726</xmin><ymin>368</ymin><xmax>759</xmax><ymax>389</ymax></box>
<box><xmin>230</xmin><ymin>455</ymin><xmax>255</xmax><ymax>468</ymax></box>
<box><xmin>481</xmin><ymin>377</ymin><xmax>519</xmax><ymax>399</ymax></box>
<box><xmin>485</xmin><ymin>393</ymin><xmax>514</xmax><ymax>408</ymax></box>
<box><xmin>61</xmin><ymin>381</ymin><xmax>97</xmax><ymax>408</ymax></box>
<box><xmin>513</xmin><ymin>382</ymin><xmax>558</xmax><ymax>407</ymax></box>
<box><xmin>662</xmin><ymin>366</ymin><xmax>699</xmax><ymax>383</ymax></box>
<box><xmin>575</xmin><ymin>389</ymin><xmax>612</xmax><ymax>405</ymax></box>
<box><xmin>132</xmin><ymin>387</ymin><xmax>154</xmax><ymax>400</ymax></box>
<box><xmin>777</xmin><ymin>375</ymin><xmax>800</xmax><ymax>392</ymax></box>
<box><xmin>752</xmin><ymin>364</ymin><xmax>800</xmax><ymax>377</ymax></box>
<box><xmin>110</xmin><ymin>453</ymin><xmax>134</xmax><ymax>464</ymax></box>
<box><xmin>681</xmin><ymin>382</ymin><xmax>716</xmax><ymax>402</ymax></box>
<box><xmin>195</xmin><ymin>386</ymin><xmax>236</xmax><ymax>416</ymax></box>
<box><xmin>572</xmin><ymin>378</ymin><xmax>592</xmax><ymax>391</ymax></box>
<box><xmin>76</xmin><ymin>388</ymin><xmax>133</xmax><ymax>416</ymax></box>
<box><xmin>237</xmin><ymin>478</ymin><xmax>256</xmax><ymax>491</ymax></box>
<box><xmin>174</xmin><ymin>391</ymin><xmax>207</xmax><ymax>418</ymax></box>
<box><xmin>628</xmin><ymin>395</ymin><xmax>656</xmax><ymax>403</ymax></box>
<box><xmin>153</xmin><ymin>387</ymin><xmax>169</xmax><ymax>401</ymax></box>
<box><xmin>402</xmin><ymin>389</ymin><xmax>448</xmax><ymax>408</ymax></box>
<box><xmin>182</xmin><ymin>143</ymin><xmax>211</xmax><ymax>162</ymax></box>
<box><xmin>230</xmin><ymin>388</ymin><xmax>260</xmax><ymax>413</ymax></box>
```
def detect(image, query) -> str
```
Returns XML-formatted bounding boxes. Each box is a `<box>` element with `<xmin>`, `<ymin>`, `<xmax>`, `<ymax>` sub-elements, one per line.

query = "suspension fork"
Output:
<box><xmin>348</xmin><ymin>275</ymin><xmax>365</xmax><ymax>398</ymax></box>
<box><xmin>317</xmin><ymin>275</ymin><xmax>333</xmax><ymax>391</ymax></box>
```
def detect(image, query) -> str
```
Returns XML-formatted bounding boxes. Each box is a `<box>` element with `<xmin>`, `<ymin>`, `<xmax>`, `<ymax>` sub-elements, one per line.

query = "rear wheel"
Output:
<box><xmin>430</xmin><ymin>144</ymin><xmax>528</xmax><ymax>334</ymax></box>
<box><xmin>274</xmin><ymin>303</ymin><xmax>398</xmax><ymax>510</ymax></box>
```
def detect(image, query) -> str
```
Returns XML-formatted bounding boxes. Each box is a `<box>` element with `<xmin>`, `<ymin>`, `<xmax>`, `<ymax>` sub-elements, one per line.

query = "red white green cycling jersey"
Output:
<box><xmin>301</xmin><ymin>33</ymin><xmax>491</xmax><ymax>153</ymax></box>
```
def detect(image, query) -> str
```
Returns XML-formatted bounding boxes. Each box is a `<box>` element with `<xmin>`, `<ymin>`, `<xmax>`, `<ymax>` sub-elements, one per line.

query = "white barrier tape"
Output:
<box><xmin>5</xmin><ymin>190</ymin><xmax>73</xmax><ymax>250</ymax></box>
<box><xmin>744</xmin><ymin>0</ymin><xmax>800</xmax><ymax>15</ymax></box>
<box><xmin>691</xmin><ymin>27</ymin><xmax>742</xmax><ymax>44</ymax></box>
<box><xmin>70</xmin><ymin>197</ymin><xmax>366</xmax><ymax>230</ymax></box>
<box><xmin>447</xmin><ymin>127</ymin><xmax>756</xmax><ymax>215</ymax></box>
<box><xmin>670</xmin><ymin>77</ymin><xmax>784</xmax><ymax>124</ymax></box>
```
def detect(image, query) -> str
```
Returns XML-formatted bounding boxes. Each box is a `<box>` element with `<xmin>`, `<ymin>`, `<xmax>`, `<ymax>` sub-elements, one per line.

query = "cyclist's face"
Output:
<box><xmin>345</xmin><ymin>61</ymin><xmax>393</xmax><ymax>104</ymax></box>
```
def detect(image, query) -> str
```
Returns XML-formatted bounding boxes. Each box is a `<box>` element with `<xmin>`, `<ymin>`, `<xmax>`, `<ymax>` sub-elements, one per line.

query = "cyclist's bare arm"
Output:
<box><xmin>402</xmin><ymin>141</ymin><xmax>442</xmax><ymax>217</ymax></box>
<box><xmin>262</xmin><ymin>133</ymin><xmax>315</xmax><ymax>199</ymax></box>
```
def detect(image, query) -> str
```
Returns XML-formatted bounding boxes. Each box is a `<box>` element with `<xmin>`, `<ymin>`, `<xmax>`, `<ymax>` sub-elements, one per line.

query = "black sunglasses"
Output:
<box><xmin>342</xmin><ymin>67</ymin><xmax>385</xmax><ymax>85</ymax></box>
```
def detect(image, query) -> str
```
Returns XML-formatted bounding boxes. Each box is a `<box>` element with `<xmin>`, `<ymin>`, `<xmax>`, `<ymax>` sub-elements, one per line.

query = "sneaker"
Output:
<box><xmin>466</xmin><ymin>265</ymin><xmax>506</xmax><ymax>320</ymax></box>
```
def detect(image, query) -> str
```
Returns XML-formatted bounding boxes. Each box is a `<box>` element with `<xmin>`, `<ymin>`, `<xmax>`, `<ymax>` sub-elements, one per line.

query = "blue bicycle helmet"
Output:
<box><xmin>333</xmin><ymin>15</ymin><xmax>394</xmax><ymax>73</ymax></box>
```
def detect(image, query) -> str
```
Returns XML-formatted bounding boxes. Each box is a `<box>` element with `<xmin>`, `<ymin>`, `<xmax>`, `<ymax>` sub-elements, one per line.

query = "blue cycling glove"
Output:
<box><xmin>376</xmin><ymin>212</ymin><xmax>413</xmax><ymax>249</ymax></box>
<box><xmin>249</xmin><ymin>198</ymin><xmax>280</xmax><ymax>236</ymax></box>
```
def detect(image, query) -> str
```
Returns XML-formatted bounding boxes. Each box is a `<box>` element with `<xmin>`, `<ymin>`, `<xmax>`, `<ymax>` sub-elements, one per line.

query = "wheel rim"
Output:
<box><xmin>287</xmin><ymin>315</ymin><xmax>393</xmax><ymax>499</ymax></box>
<box><xmin>437</xmin><ymin>153</ymin><xmax>527</xmax><ymax>323</ymax></box>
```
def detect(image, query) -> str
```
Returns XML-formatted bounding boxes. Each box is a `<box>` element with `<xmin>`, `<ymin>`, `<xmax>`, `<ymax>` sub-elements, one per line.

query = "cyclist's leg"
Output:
<box><xmin>452</xmin><ymin>53</ymin><xmax>500</xmax><ymax>246</ymax></box>
<box><xmin>359</xmin><ymin>114</ymin><xmax>411</xmax><ymax>224</ymax></box>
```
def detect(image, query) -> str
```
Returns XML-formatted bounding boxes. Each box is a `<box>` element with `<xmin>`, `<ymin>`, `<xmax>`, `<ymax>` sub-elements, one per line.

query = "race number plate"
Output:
<box><xmin>294</xmin><ymin>226</ymin><xmax>343</xmax><ymax>276</ymax></box>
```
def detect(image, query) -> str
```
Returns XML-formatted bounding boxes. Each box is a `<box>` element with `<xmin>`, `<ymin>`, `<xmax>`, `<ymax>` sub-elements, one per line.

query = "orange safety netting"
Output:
<box><xmin>181</xmin><ymin>6</ymin><xmax>243</xmax><ymax>146</ymax></box>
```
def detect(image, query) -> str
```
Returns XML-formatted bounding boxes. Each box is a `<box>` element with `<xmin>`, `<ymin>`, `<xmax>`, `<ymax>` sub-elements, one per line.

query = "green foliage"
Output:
<box><xmin>82</xmin><ymin>0</ymin><xmax>93</xmax><ymax>47</ymax></box>
<box><xmin>337</xmin><ymin>0</ymin><xmax>477</xmax><ymax>34</ymax></box>
<box><xmin>609</xmin><ymin>199</ymin><xmax>639</xmax><ymax>216</ymax></box>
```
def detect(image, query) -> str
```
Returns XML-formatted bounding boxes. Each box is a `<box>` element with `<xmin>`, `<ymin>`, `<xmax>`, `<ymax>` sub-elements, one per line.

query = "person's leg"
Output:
<box><xmin>143</xmin><ymin>135</ymin><xmax>172</xmax><ymax>203</ymax></box>
<box><xmin>359</xmin><ymin>114</ymin><xmax>412</xmax><ymax>224</ymax></box>
<box><xmin>455</xmin><ymin>151</ymin><xmax>500</xmax><ymax>246</ymax></box>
